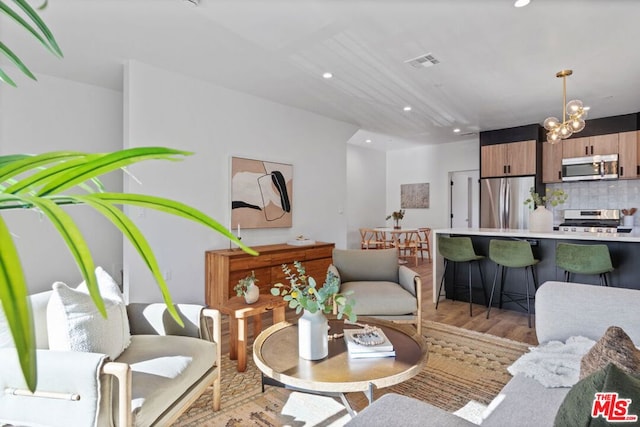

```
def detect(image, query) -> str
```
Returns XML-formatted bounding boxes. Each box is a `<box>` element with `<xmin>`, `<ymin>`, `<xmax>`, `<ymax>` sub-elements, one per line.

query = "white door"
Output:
<box><xmin>450</xmin><ymin>170</ymin><xmax>479</xmax><ymax>228</ymax></box>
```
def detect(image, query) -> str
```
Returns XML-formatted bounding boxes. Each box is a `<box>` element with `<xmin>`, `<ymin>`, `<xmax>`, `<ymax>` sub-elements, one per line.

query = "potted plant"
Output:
<box><xmin>386</xmin><ymin>209</ymin><xmax>405</xmax><ymax>229</ymax></box>
<box><xmin>0</xmin><ymin>2</ymin><xmax>258</xmax><ymax>391</ymax></box>
<box><xmin>524</xmin><ymin>187</ymin><xmax>568</xmax><ymax>232</ymax></box>
<box><xmin>234</xmin><ymin>270</ymin><xmax>260</xmax><ymax>304</ymax></box>
<box><xmin>271</xmin><ymin>261</ymin><xmax>356</xmax><ymax>360</ymax></box>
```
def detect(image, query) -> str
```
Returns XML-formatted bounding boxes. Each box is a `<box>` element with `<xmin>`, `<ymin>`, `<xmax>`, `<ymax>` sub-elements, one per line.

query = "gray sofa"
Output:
<box><xmin>0</xmin><ymin>290</ymin><xmax>221</xmax><ymax>427</ymax></box>
<box><xmin>346</xmin><ymin>281</ymin><xmax>640</xmax><ymax>426</ymax></box>
<box><xmin>330</xmin><ymin>248</ymin><xmax>422</xmax><ymax>334</ymax></box>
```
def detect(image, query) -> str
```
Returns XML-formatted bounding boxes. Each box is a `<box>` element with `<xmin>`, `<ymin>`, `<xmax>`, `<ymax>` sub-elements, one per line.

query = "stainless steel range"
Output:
<box><xmin>558</xmin><ymin>209</ymin><xmax>628</xmax><ymax>234</ymax></box>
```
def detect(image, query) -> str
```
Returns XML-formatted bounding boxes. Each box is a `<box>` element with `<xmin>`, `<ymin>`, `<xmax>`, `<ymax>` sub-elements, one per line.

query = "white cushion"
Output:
<box><xmin>47</xmin><ymin>267</ymin><xmax>130</xmax><ymax>359</ymax></box>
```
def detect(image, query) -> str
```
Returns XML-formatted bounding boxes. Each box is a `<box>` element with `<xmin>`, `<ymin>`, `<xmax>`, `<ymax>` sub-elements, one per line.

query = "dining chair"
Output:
<box><xmin>359</xmin><ymin>228</ymin><xmax>384</xmax><ymax>250</ymax></box>
<box><xmin>417</xmin><ymin>228</ymin><xmax>432</xmax><ymax>261</ymax></box>
<box><xmin>393</xmin><ymin>230</ymin><xmax>419</xmax><ymax>266</ymax></box>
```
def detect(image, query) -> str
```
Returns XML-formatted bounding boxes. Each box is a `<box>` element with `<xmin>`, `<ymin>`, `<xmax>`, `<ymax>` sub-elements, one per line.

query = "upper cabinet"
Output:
<box><xmin>562</xmin><ymin>134</ymin><xmax>619</xmax><ymax>158</ymax></box>
<box><xmin>542</xmin><ymin>141</ymin><xmax>563</xmax><ymax>183</ymax></box>
<box><xmin>619</xmin><ymin>131</ymin><xmax>638</xmax><ymax>180</ymax></box>
<box><xmin>481</xmin><ymin>140</ymin><xmax>536</xmax><ymax>178</ymax></box>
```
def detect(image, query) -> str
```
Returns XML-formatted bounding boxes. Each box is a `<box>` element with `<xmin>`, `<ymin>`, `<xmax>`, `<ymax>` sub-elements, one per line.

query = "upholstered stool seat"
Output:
<box><xmin>487</xmin><ymin>239</ymin><xmax>539</xmax><ymax>328</ymax></box>
<box><xmin>436</xmin><ymin>236</ymin><xmax>486</xmax><ymax>316</ymax></box>
<box><xmin>556</xmin><ymin>243</ymin><xmax>613</xmax><ymax>286</ymax></box>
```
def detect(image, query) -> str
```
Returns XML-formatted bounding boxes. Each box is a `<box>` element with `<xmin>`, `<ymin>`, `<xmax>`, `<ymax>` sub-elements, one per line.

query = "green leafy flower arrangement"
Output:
<box><xmin>524</xmin><ymin>187</ymin><xmax>568</xmax><ymax>209</ymax></box>
<box><xmin>233</xmin><ymin>270</ymin><xmax>258</xmax><ymax>296</ymax></box>
<box><xmin>386</xmin><ymin>209</ymin><xmax>405</xmax><ymax>221</ymax></box>
<box><xmin>271</xmin><ymin>261</ymin><xmax>356</xmax><ymax>322</ymax></box>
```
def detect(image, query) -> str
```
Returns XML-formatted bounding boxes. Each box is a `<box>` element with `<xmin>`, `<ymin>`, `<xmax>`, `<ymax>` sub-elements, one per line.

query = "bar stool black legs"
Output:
<box><xmin>486</xmin><ymin>239</ymin><xmax>540</xmax><ymax>328</ymax></box>
<box><xmin>436</xmin><ymin>236</ymin><xmax>487</xmax><ymax>316</ymax></box>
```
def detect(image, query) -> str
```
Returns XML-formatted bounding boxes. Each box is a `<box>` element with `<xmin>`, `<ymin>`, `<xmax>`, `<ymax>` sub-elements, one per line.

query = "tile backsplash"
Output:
<box><xmin>547</xmin><ymin>180</ymin><xmax>640</xmax><ymax>225</ymax></box>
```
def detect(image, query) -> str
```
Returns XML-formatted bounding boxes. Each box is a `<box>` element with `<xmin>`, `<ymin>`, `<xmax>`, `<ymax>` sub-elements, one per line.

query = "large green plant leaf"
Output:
<box><xmin>0</xmin><ymin>148</ymin><xmax>259</xmax><ymax>392</ymax></box>
<box><xmin>0</xmin><ymin>0</ymin><xmax>63</xmax><ymax>87</ymax></box>
<box><xmin>0</xmin><ymin>151</ymin><xmax>87</xmax><ymax>188</ymax></box>
<box><xmin>38</xmin><ymin>147</ymin><xmax>191</xmax><ymax>196</ymax></box>
<box><xmin>0</xmin><ymin>41</ymin><xmax>36</xmax><ymax>81</ymax></box>
<box><xmin>4</xmin><ymin>154</ymin><xmax>97</xmax><ymax>194</ymax></box>
<box><xmin>22</xmin><ymin>196</ymin><xmax>103</xmax><ymax>315</ymax></box>
<box><xmin>86</xmin><ymin>193</ymin><xmax>257</xmax><ymax>255</ymax></box>
<box><xmin>67</xmin><ymin>195</ymin><xmax>184</xmax><ymax>326</ymax></box>
<box><xmin>0</xmin><ymin>215</ymin><xmax>36</xmax><ymax>391</ymax></box>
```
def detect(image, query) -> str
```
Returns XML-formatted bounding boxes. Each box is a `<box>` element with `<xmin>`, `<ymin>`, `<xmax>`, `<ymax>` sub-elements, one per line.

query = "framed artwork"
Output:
<box><xmin>401</xmin><ymin>183</ymin><xmax>429</xmax><ymax>209</ymax></box>
<box><xmin>231</xmin><ymin>157</ymin><xmax>293</xmax><ymax>229</ymax></box>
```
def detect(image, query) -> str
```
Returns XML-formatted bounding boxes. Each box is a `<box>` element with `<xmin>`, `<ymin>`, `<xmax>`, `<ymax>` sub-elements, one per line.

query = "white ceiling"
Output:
<box><xmin>3</xmin><ymin>0</ymin><xmax>640</xmax><ymax>150</ymax></box>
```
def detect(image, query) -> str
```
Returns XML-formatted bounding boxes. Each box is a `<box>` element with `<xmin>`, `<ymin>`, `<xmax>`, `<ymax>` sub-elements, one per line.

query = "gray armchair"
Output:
<box><xmin>0</xmin><ymin>291</ymin><xmax>221</xmax><ymax>427</ymax></box>
<box><xmin>330</xmin><ymin>248</ymin><xmax>422</xmax><ymax>334</ymax></box>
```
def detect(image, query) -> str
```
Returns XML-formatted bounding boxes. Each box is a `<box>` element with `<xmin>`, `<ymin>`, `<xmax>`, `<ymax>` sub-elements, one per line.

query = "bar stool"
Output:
<box><xmin>487</xmin><ymin>239</ymin><xmax>539</xmax><ymax>328</ymax></box>
<box><xmin>436</xmin><ymin>236</ymin><xmax>486</xmax><ymax>316</ymax></box>
<box><xmin>556</xmin><ymin>243</ymin><xmax>614</xmax><ymax>286</ymax></box>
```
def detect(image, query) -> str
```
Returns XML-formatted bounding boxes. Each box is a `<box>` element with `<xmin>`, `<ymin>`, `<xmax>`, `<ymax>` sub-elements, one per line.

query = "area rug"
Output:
<box><xmin>173</xmin><ymin>320</ymin><xmax>529</xmax><ymax>426</ymax></box>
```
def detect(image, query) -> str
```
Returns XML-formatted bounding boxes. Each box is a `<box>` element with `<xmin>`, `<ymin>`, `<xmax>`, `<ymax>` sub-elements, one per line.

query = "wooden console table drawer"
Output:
<box><xmin>205</xmin><ymin>242</ymin><xmax>335</xmax><ymax>308</ymax></box>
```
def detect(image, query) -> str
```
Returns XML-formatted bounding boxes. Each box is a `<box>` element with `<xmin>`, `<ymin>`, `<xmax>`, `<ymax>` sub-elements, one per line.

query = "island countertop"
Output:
<box><xmin>433</xmin><ymin>227</ymin><xmax>640</xmax><ymax>243</ymax></box>
<box><xmin>431</xmin><ymin>227</ymin><xmax>640</xmax><ymax>305</ymax></box>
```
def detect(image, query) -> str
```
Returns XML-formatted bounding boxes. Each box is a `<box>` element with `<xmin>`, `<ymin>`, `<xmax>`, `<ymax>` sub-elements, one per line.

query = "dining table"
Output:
<box><xmin>373</xmin><ymin>228</ymin><xmax>420</xmax><ymax>264</ymax></box>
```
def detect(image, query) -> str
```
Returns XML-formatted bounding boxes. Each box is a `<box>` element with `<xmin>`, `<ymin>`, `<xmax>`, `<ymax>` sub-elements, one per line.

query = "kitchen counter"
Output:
<box><xmin>433</xmin><ymin>227</ymin><xmax>640</xmax><ymax>243</ymax></box>
<box><xmin>432</xmin><ymin>227</ymin><xmax>640</xmax><ymax>309</ymax></box>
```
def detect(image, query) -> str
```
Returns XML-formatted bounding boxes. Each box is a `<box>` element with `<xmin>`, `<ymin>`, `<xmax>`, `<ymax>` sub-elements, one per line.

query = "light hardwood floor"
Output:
<box><xmin>219</xmin><ymin>257</ymin><xmax>538</xmax><ymax>356</ymax></box>
<box><xmin>413</xmin><ymin>258</ymin><xmax>538</xmax><ymax>345</ymax></box>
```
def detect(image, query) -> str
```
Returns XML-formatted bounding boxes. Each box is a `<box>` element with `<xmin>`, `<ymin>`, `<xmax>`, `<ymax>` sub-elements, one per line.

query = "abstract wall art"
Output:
<box><xmin>401</xmin><ymin>183</ymin><xmax>429</xmax><ymax>209</ymax></box>
<box><xmin>231</xmin><ymin>157</ymin><xmax>293</xmax><ymax>229</ymax></box>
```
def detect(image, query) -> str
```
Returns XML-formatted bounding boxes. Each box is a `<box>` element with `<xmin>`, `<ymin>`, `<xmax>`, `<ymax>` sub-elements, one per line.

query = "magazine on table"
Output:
<box><xmin>344</xmin><ymin>328</ymin><xmax>395</xmax><ymax>358</ymax></box>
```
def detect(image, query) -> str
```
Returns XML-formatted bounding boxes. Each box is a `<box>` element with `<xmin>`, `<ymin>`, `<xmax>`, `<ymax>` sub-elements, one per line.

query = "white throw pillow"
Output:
<box><xmin>47</xmin><ymin>267</ymin><xmax>131</xmax><ymax>360</ymax></box>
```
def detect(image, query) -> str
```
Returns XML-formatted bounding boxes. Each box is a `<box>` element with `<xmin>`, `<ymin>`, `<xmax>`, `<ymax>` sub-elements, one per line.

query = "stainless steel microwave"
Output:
<box><xmin>561</xmin><ymin>154</ymin><xmax>618</xmax><ymax>181</ymax></box>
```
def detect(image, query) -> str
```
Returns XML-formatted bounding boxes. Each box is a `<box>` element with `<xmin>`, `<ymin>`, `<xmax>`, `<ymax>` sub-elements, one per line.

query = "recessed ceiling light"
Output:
<box><xmin>584</xmin><ymin>106</ymin><xmax>591</xmax><ymax>111</ymax></box>
<box><xmin>453</xmin><ymin>128</ymin><xmax>461</xmax><ymax>133</ymax></box>
<box><xmin>365</xmin><ymin>139</ymin><xmax>372</xmax><ymax>143</ymax></box>
<box><xmin>514</xmin><ymin>0</ymin><xmax>530</xmax><ymax>7</ymax></box>
<box><xmin>322</xmin><ymin>72</ymin><xmax>333</xmax><ymax>79</ymax></box>
<box><xmin>403</xmin><ymin>106</ymin><xmax>412</xmax><ymax>112</ymax></box>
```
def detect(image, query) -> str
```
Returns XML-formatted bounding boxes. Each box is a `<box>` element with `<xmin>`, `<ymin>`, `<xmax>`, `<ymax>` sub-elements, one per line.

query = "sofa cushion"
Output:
<box><xmin>345</xmin><ymin>393</ymin><xmax>476</xmax><ymax>427</ymax></box>
<box><xmin>482</xmin><ymin>374</ymin><xmax>570</xmax><ymax>427</ymax></box>
<box><xmin>115</xmin><ymin>334</ymin><xmax>216</xmax><ymax>427</ymax></box>
<box><xmin>47</xmin><ymin>267</ymin><xmax>130</xmax><ymax>359</ymax></box>
<box><xmin>555</xmin><ymin>363</ymin><xmax>640</xmax><ymax>426</ymax></box>
<box><xmin>332</xmin><ymin>249</ymin><xmax>399</xmax><ymax>283</ymax></box>
<box><xmin>340</xmin><ymin>281</ymin><xmax>417</xmax><ymax>316</ymax></box>
<box><xmin>581</xmin><ymin>326</ymin><xmax>640</xmax><ymax>379</ymax></box>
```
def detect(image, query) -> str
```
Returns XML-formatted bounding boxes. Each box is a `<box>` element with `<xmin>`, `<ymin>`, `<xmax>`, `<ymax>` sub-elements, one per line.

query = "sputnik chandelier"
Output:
<box><xmin>543</xmin><ymin>69</ymin><xmax>588</xmax><ymax>144</ymax></box>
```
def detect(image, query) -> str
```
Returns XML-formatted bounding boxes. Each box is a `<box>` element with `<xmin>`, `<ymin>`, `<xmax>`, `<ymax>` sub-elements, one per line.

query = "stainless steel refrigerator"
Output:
<box><xmin>480</xmin><ymin>176</ymin><xmax>535</xmax><ymax>229</ymax></box>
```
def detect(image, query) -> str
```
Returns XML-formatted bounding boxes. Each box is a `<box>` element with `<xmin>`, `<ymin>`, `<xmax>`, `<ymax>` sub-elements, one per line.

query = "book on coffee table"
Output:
<box><xmin>344</xmin><ymin>328</ymin><xmax>396</xmax><ymax>358</ymax></box>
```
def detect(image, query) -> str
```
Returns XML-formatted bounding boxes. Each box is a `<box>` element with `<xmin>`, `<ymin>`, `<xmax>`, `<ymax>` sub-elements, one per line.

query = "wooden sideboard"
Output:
<box><xmin>205</xmin><ymin>242</ymin><xmax>335</xmax><ymax>308</ymax></box>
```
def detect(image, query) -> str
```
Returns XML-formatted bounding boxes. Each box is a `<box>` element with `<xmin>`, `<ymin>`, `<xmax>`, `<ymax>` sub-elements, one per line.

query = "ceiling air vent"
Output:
<box><xmin>405</xmin><ymin>53</ymin><xmax>440</xmax><ymax>69</ymax></box>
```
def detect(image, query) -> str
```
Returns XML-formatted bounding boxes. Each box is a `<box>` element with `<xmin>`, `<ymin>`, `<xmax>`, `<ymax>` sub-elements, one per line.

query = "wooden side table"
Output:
<box><xmin>220</xmin><ymin>295</ymin><xmax>287</xmax><ymax>372</ymax></box>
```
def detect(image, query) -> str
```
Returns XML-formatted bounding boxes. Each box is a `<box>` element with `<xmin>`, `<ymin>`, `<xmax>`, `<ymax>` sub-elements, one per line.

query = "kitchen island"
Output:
<box><xmin>432</xmin><ymin>228</ymin><xmax>640</xmax><ymax>312</ymax></box>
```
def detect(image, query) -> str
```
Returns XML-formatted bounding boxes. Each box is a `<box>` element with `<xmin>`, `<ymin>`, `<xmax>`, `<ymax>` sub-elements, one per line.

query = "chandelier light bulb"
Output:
<box><xmin>547</xmin><ymin>131</ymin><xmax>561</xmax><ymax>144</ymax></box>
<box><xmin>571</xmin><ymin>118</ymin><xmax>586</xmax><ymax>132</ymax></box>
<box><xmin>544</xmin><ymin>117</ymin><xmax>559</xmax><ymax>131</ymax></box>
<box><xmin>560</xmin><ymin>123</ymin><xmax>573</xmax><ymax>138</ymax></box>
<box><xmin>566</xmin><ymin>99</ymin><xmax>583</xmax><ymax>114</ymax></box>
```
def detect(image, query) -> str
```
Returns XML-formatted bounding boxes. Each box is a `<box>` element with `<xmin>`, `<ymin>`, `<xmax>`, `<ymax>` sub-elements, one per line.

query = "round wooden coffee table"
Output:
<box><xmin>252</xmin><ymin>317</ymin><xmax>427</xmax><ymax>416</ymax></box>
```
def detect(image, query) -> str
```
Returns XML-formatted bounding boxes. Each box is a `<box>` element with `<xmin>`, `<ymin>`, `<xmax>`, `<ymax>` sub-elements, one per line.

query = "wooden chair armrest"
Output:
<box><xmin>102</xmin><ymin>362</ymin><xmax>132</xmax><ymax>427</ymax></box>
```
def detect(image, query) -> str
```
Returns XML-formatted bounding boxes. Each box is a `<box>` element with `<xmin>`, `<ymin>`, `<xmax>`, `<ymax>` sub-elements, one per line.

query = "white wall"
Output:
<box><xmin>386</xmin><ymin>139</ymin><xmax>479</xmax><ymax>230</ymax></box>
<box><xmin>346</xmin><ymin>145</ymin><xmax>386</xmax><ymax>248</ymax></box>
<box><xmin>124</xmin><ymin>61</ymin><xmax>358</xmax><ymax>304</ymax></box>
<box><xmin>0</xmin><ymin>75</ymin><xmax>124</xmax><ymax>292</ymax></box>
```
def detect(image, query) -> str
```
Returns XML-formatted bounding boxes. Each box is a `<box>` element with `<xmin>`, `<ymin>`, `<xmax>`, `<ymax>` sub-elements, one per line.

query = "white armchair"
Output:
<box><xmin>330</xmin><ymin>249</ymin><xmax>422</xmax><ymax>334</ymax></box>
<box><xmin>0</xmin><ymin>291</ymin><xmax>221</xmax><ymax>427</ymax></box>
